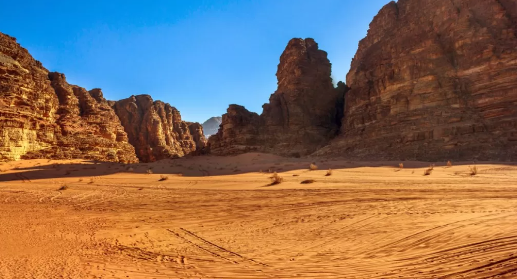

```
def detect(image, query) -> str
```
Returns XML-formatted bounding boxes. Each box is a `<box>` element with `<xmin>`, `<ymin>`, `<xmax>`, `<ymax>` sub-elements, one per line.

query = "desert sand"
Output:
<box><xmin>0</xmin><ymin>153</ymin><xmax>516</xmax><ymax>278</ymax></box>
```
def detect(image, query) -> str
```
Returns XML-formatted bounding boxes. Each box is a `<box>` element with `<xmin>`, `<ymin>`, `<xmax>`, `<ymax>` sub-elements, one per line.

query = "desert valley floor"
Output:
<box><xmin>0</xmin><ymin>153</ymin><xmax>516</xmax><ymax>279</ymax></box>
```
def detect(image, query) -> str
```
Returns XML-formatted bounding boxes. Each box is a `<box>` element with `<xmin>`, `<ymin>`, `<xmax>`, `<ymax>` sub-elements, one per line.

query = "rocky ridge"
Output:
<box><xmin>0</xmin><ymin>32</ymin><xmax>204</xmax><ymax>163</ymax></box>
<box><xmin>112</xmin><ymin>95</ymin><xmax>206</xmax><ymax>162</ymax></box>
<box><xmin>318</xmin><ymin>0</ymin><xmax>517</xmax><ymax>161</ymax></box>
<box><xmin>208</xmin><ymin>38</ymin><xmax>345</xmax><ymax>156</ymax></box>
<box><xmin>211</xmin><ymin>0</ymin><xmax>517</xmax><ymax>161</ymax></box>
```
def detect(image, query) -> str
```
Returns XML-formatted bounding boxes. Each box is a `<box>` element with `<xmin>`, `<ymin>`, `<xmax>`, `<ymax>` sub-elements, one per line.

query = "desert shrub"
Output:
<box><xmin>269</xmin><ymin>172</ymin><xmax>283</xmax><ymax>185</ymax></box>
<box><xmin>424</xmin><ymin>166</ymin><xmax>433</xmax><ymax>176</ymax></box>
<box><xmin>309</xmin><ymin>163</ymin><xmax>318</xmax><ymax>171</ymax></box>
<box><xmin>58</xmin><ymin>184</ymin><xmax>69</xmax><ymax>191</ymax></box>
<box><xmin>469</xmin><ymin>166</ymin><xmax>478</xmax><ymax>176</ymax></box>
<box><xmin>146</xmin><ymin>169</ymin><xmax>153</xmax><ymax>175</ymax></box>
<box><xmin>399</xmin><ymin>163</ymin><xmax>404</xmax><ymax>169</ymax></box>
<box><xmin>326</xmin><ymin>169</ymin><xmax>332</xmax><ymax>176</ymax></box>
<box><xmin>447</xmin><ymin>161</ymin><xmax>452</xmax><ymax>167</ymax></box>
<box><xmin>159</xmin><ymin>175</ymin><xmax>169</xmax><ymax>181</ymax></box>
<box><xmin>301</xmin><ymin>179</ymin><xmax>315</xmax><ymax>184</ymax></box>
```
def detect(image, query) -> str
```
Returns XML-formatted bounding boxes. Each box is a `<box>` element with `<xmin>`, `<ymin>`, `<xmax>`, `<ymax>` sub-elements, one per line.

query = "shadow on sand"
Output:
<box><xmin>0</xmin><ymin>153</ymin><xmax>515</xmax><ymax>183</ymax></box>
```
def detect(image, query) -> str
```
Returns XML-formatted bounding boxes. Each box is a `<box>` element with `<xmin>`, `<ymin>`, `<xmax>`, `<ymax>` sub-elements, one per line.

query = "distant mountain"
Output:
<box><xmin>202</xmin><ymin>117</ymin><xmax>222</xmax><ymax>137</ymax></box>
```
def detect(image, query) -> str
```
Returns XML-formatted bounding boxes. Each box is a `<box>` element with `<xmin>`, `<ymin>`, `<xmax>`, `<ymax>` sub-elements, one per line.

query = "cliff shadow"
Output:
<box><xmin>1</xmin><ymin>153</ymin><xmax>516</xmax><ymax>183</ymax></box>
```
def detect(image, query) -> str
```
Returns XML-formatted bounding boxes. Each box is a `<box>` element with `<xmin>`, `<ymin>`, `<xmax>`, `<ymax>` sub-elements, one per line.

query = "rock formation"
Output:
<box><xmin>187</xmin><ymin>122</ymin><xmax>207</xmax><ymax>154</ymax></box>
<box><xmin>209</xmin><ymin>38</ymin><xmax>344</xmax><ymax>156</ymax></box>
<box><xmin>1</xmin><ymin>31</ymin><xmax>204</xmax><ymax>163</ymax></box>
<box><xmin>201</xmin><ymin>116</ymin><xmax>222</xmax><ymax>137</ymax></box>
<box><xmin>112</xmin><ymin>95</ymin><xmax>206</xmax><ymax>162</ymax></box>
<box><xmin>0</xmin><ymin>32</ymin><xmax>138</xmax><ymax>162</ymax></box>
<box><xmin>317</xmin><ymin>0</ymin><xmax>517</xmax><ymax>161</ymax></box>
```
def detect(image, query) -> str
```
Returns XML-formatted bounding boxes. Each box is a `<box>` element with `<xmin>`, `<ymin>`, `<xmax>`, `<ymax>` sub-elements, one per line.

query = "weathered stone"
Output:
<box><xmin>0</xmin><ymin>32</ymin><xmax>138</xmax><ymax>163</ymax></box>
<box><xmin>112</xmin><ymin>95</ymin><xmax>205</xmax><ymax>162</ymax></box>
<box><xmin>209</xmin><ymin>38</ymin><xmax>343</xmax><ymax>156</ymax></box>
<box><xmin>317</xmin><ymin>0</ymin><xmax>517</xmax><ymax>161</ymax></box>
<box><xmin>187</xmin><ymin>122</ymin><xmax>207</xmax><ymax>154</ymax></box>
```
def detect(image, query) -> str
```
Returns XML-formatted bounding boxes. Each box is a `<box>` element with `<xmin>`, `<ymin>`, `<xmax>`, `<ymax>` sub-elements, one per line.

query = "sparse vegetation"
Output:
<box><xmin>424</xmin><ymin>165</ymin><xmax>433</xmax><ymax>176</ymax></box>
<box><xmin>159</xmin><ymin>175</ymin><xmax>169</xmax><ymax>181</ymax></box>
<box><xmin>399</xmin><ymin>163</ymin><xmax>404</xmax><ymax>169</ymax></box>
<box><xmin>58</xmin><ymin>184</ymin><xmax>69</xmax><ymax>191</ymax></box>
<box><xmin>146</xmin><ymin>169</ymin><xmax>153</xmax><ymax>175</ymax></box>
<box><xmin>301</xmin><ymin>179</ymin><xmax>315</xmax><ymax>184</ymax></box>
<box><xmin>309</xmin><ymin>163</ymin><xmax>318</xmax><ymax>171</ymax></box>
<box><xmin>469</xmin><ymin>166</ymin><xmax>478</xmax><ymax>176</ymax></box>
<box><xmin>447</xmin><ymin>161</ymin><xmax>452</xmax><ymax>167</ymax></box>
<box><xmin>325</xmin><ymin>169</ymin><xmax>332</xmax><ymax>176</ymax></box>
<box><xmin>269</xmin><ymin>172</ymin><xmax>283</xmax><ymax>185</ymax></box>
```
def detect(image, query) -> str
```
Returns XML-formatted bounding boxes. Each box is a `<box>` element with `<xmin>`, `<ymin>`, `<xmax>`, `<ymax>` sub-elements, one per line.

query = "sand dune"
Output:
<box><xmin>1</xmin><ymin>154</ymin><xmax>516</xmax><ymax>278</ymax></box>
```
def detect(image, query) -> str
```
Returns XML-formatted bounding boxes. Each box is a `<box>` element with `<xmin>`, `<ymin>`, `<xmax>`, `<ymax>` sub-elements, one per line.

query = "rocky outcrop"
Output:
<box><xmin>112</xmin><ymin>95</ymin><xmax>205</xmax><ymax>162</ymax></box>
<box><xmin>209</xmin><ymin>38</ymin><xmax>343</xmax><ymax>156</ymax></box>
<box><xmin>0</xmin><ymin>32</ymin><xmax>138</xmax><ymax>162</ymax></box>
<box><xmin>318</xmin><ymin>0</ymin><xmax>517</xmax><ymax>161</ymax></box>
<box><xmin>187</xmin><ymin>122</ymin><xmax>207</xmax><ymax>154</ymax></box>
<box><xmin>201</xmin><ymin>117</ymin><xmax>222</xmax><ymax>137</ymax></box>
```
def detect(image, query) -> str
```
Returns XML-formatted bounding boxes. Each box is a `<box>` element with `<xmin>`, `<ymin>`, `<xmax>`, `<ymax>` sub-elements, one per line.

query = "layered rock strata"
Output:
<box><xmin>0</xmin><ymin>32</ymin><xmax>138</xmax><ymax>162</ymax></box>
<box><xmin>112</xmin><ymin>95</ymin><xmax>206</xmax><ymax>162</ymax></box>
<box><xmin>319</xmin><ymin>0</ymin><xmax>517</xmax><ymax>161</ymax></box>
<box><xmin>209</xmin><ymin>38</ymin><xmax>344</xmax><ymax>156</ymax></box>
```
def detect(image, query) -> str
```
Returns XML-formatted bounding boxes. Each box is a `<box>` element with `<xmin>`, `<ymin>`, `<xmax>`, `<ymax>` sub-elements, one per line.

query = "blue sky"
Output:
<box><xmin>0</xmin><ymin>0</ymin><xmax>389</xmax><ymax>123</ymax></box>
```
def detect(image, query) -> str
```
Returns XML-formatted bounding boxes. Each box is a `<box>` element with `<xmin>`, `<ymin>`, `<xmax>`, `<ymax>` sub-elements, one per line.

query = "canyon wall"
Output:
<box><xmin>0</xmin><ymin>32</ymin><xmax>137</xmax><ymax>162</ymax></box>
<box><xmin>112</xmin><ymin>95</ymin><xmax>206</xmax><ymax>162</ymax></box>
<box><xmin>318</xmin><ymin>0</ymin><xmax>517</xmax><ymax>160</ymax></box>
<box><xmin>208</xmin><ymin>38</ymin><xmax>344</xmax><ymax>156</ymax></box>
<box><xmin>0</xmin><ymin>32</ymin><xmax>204</xmax><ymax>163</ymax></box>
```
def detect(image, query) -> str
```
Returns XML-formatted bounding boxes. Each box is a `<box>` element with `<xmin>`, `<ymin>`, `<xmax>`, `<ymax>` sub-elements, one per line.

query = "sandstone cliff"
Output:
<box><xmin>0</xmin><ymin>32</ymin><xmax>138</xmax><ymax>162</ymax></box>
<box><xmin>209</xmin><ymin>38</ymin><xmax>344</xmax><ymax>156</ymax></box>
<box><xmin>112</xmin><ymin>95</ymin><xmax>206</xmax><ymax>162</ymax></box>
<box><xmin>317</xmin><ymin>0</ymin><xmax>517</xmax><ymax>161</ymax></box>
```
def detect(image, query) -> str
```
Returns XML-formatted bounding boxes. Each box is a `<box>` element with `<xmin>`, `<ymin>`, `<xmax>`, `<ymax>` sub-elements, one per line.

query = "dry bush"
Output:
<box><xmin>399</xmin><ymin>163</ymin><xmax>404</xmax><ymax>169</ymax></box>
<box><xmin>469</xmin><ymin>166</ymin><xmax>478</xmax><ymax>176</ymax></box>
<box><xmin>146</xmin><ymin>169</ymin><xmax>153</xmax><ymax>175</ymax></box>
<box><xmin>269</xmin><ymin>172</ymin><xmax>283</xmax><ymax>185</ymax></box>
<box><xmin>447</xmin><ymin>161</ymin><xmax>452</xmax><ymax>167</ymax></box>
<box><xmin>301</xmin><ymin>179</ymin><xmax>315</xmax><ymax>184</ymax></box>
<box><xmin>309</xmin><ymin>163</ymin><xmax>318</xmax><ymax>171</ymax></box>
<box><xmin>159</xmin><ymin>175</ymin><xmax>169</xmax><ymax>181</ymax></box>
<box><xmin>325</xmin><ymin>169</ymin><xmax>332</xmax><ymax>176</ymax></box>
<box><xmin>58</xmin><ymin>184</ymin><xmax>69</xmax><ymax>191</ymax></box>
<box><xmin>424</xmin><ymin>166</ymin><xmax>433</xmax><ymax>176</ymax></box>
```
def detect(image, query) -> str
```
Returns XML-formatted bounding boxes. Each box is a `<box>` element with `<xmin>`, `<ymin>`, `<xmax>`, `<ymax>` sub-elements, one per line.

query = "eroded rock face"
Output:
<box><xmin>318</xmin><ymin>0</ymin><xmax>517</xmax><ymax>161</ymax></box>
<box><xmin>209</xmin><ymin>38</ymin><xmax>343</xmax><ymax>156</ymax></box>
<box><xmin>112</xmin><ymin>95</ymin><xmax>205</xmax><ymax>162</ymax></box>
<box><xmin>0</xmin><ymin>32</ymin><xmax>137</xmax><ymax>162</ymax></box>
<box><xmin>187</xmin><ymin>122</ymin><xmax>207</xmax><ymax>154</ymax></box>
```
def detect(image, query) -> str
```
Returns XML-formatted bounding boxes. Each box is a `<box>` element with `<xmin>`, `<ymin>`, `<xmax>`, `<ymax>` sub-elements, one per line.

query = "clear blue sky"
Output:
<box><xmin>0</xmin><ymin>0</ymin><xmax>389</xmax><ymax>123</ymax></box>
